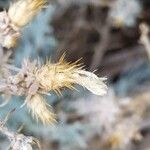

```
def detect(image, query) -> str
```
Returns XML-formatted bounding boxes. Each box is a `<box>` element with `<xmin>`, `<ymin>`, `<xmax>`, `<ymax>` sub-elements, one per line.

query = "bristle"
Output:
<box><xmin>54</xmin><ymin>88</ymin><xmax>62</xmax><ymax>96</ymax></box>
<box><xmin>59</xmin><ymin>52</ymin><xmax>66</xmax><ymax>63</ymax></box>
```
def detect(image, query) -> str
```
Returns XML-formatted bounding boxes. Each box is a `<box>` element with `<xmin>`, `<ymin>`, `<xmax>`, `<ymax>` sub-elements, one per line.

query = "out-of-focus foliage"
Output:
<box><xmin>109</xmin><ymin>0</ymin><xmax>141</xmax><ymax>27</ymax></box>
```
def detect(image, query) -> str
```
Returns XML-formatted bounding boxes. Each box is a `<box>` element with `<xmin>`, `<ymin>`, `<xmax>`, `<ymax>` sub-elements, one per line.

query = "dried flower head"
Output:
<box><xmin>35</xmin><ymin>56</ymin><xmax>107</xmax><ymax>96</ymax></box>
<box><xmin>0</xmin><ymin>56</ymin><xmax>107</xmax><ymax>124</ymax></box>
<box><xmin>8</xmin><ymin>0</ymin><xmax>46</xmax><ymax>28</ymax></box>
<box><xmin>0</xmin><ymin>0</ymin><xmax>46</xmax><ymax>48</ymax></box>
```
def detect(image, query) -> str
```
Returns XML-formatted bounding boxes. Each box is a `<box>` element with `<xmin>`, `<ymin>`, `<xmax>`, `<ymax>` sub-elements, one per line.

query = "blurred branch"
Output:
<box><xmin>90</xmin><ymin>23</ymin><xmax>110</xmax><ymax>70</ymax></box>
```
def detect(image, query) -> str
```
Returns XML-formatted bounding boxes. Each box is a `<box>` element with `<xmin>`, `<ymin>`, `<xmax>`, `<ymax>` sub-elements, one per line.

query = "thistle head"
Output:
<box><xmin>1</xmin><ymin>57</ymin><xmax>107</xmax><ymax>124</ymax></box>
<box><xmin>35</xmin><ymin>56</ymin><xmax>107</xmax><ymax>96</ymax></box>
<box><xmin>8</xmin><ymin>0</ymin><xmax>46</xmax><ymax>28</ymax></box>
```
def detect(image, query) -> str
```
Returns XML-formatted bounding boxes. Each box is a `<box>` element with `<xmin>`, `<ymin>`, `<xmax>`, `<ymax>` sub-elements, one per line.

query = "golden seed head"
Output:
<box><xmin>8</xmin><ymin>0</ymin><xmax>46</xmax><ymax>28</ymax></box>
<box><xmin>35</xmin><ymin>56</ymin><xmax>107</xmax><ymax>96</ymax></box>
<box><xmin>35</xmin><ymin>56</ymin><xmax>80</xmax><ymax>94</ymax></box>
<box><xmin>26</xmin><ymin>94</ymin><xmax>55</xmax><ymax>124</ymax></box>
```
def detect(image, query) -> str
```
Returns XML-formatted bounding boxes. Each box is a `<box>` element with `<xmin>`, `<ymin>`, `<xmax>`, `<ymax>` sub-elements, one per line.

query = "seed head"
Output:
<box><xmin>8</xmin><ymin>0</ymin><xmax>46</xmax><ymax>28</ymax></box>
<box><xmin>0</xmin><ymin>56</ymin><xmax>107</xmax><ymax>124</ymax></box>
<box><xmin>26</xmin><ymin>94</ymin><xmax>56</xmax><ymax>124</ymax></box>
<box><xmin>36</xmin><ymin>56</ymin><xmax>107</xmax><ymax>96</ymax></box>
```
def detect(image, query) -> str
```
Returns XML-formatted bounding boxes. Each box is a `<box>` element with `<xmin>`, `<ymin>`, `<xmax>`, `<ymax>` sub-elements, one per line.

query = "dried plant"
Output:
<box><xmin>0</xmin><ymin>110</ymin><xmax>41</xmax><ymax>150</ymax></box>
<box><xmin>0</xmin><ymin>1</ymin><xmax>108</xmax><ymax>149</ymax></box>
<box><xmin>0</xmin><ymin>0</ymin><xmax>46</xmax><ymax>48</ymax></box>
<box><xmin>8</xmin><ymin>0</ymin><xmax>46</xmax><ymax>28</ymax></box>
<box><xmin>0</xmin><ymin>54</ymin><xmax>107</xmax><ymax>124</ymax></box>
<box><xmin>0</xmin><ymin>0</ymin><xmax>107</xmax><ymax>124</ymax></box>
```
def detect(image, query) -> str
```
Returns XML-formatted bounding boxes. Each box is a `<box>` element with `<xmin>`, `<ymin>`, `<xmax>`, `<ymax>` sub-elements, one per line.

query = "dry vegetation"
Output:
<box><xmin>0</xmin><ymin>0</ymin><xmax>108</xmax><ymax>149</ymax></box>
<box><xmin>0</xmin><ymin>0</ymin><xmax>150</xmax><ymax>150</ymax></box>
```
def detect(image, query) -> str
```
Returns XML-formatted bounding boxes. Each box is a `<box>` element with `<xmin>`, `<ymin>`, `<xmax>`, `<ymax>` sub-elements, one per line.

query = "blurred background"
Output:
<box><xmin>0</xmin><ymin>0</ymin><xmax>150</xmax><ymax>149</ymax></box>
